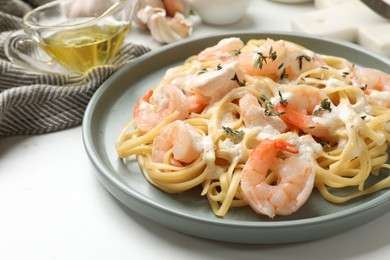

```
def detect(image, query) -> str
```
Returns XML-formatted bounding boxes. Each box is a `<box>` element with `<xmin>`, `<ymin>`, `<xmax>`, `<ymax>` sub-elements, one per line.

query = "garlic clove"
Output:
<box><xmin>134</xmin><ymin>0</ymin><xmax>164</xmax><ymax>29</ymax></box>
<box><xmin>162</xmin><ymin>0</ymin><xmax>191</xmax><ymax>17</ymax></box>
<box><xmin>140</xmin><ymin>6</ymin><xmax>192</xmax><ymax>44</ymax></box>
<box><xmin>166</xmin><ymin>13</ymin><xmax>192</xmax><ymax>39</ymax></box>
<box><xmin>152</xmin><ymin>13</ymin><xmax>193</xmax><ymax>44</ymax></box>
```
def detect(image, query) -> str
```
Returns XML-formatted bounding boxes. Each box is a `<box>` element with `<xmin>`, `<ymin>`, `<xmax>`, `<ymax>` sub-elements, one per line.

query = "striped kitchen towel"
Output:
<box><xmin>0</xmin><ymin>0</ymin><xmax>151</xmax><ymax>137</ymax></box>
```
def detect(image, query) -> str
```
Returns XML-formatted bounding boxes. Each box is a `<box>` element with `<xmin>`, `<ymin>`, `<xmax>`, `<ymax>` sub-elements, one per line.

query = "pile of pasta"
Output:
<box><xmin>116</xmin><ymin>37</ymin><xmax>390</xmax><ymax>218</ymax></box>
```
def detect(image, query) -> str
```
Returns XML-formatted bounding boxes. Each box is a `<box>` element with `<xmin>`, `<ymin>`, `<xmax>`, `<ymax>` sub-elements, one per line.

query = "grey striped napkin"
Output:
<box><xmin>0</xmin><ymin>0</ymin><xmax>151</xmax><ymax>137</ymax></box>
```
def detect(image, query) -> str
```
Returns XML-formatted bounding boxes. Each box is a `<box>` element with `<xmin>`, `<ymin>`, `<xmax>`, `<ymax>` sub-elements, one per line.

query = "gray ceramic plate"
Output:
<box><xmin>82</xmin><ymin>32</ymin><xmax>390</xmax><ymax>244</ymax></box>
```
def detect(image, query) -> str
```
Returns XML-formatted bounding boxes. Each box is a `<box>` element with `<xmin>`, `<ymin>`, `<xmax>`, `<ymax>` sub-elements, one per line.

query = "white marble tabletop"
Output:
<box><xmin>2</xmin><ymin>0</ymin><xmax>390</xmax><ymax>259</ymax></box>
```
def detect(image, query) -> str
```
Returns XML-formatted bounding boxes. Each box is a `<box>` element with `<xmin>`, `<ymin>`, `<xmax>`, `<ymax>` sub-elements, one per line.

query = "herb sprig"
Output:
<box><xmin>313</xmin><ymin>98</ymin><xmax>332</xmax><ymax>115</ymax></box>
<box><xmin>296</xmin><ymin>55</ymin><xmax>312</xmax><ymax>70</ymax></box>
<box><xmin>197</xmin><ymin>69</ymin><xmax>208</xmax><ymax>75</ymax></box>
<box><xmin>258</xmin><ymin>91</ymin><xmax>286</xmax><ymax>116</ymax></box>
<box><xmin>280</xmin><ymin>68</ymin><xmax>289</xmax><ymax>80</ymax></box>
<box><xmin>223</xmin><ymin>126</ymin><xmax>244</xmax><ymax>137</ymax></box>
<box><xmin>231</xmin><ymin>73</ymin><xmax>246</xmax><ymax>86</ymax></box>
<box><xmin>256</xmin><ymin>47</ymin><xmax>277</xmax><ymax>69</ymax></box>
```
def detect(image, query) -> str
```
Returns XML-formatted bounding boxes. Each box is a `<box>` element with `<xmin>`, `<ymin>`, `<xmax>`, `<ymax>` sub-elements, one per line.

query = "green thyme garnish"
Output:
<box><xmin>264</xmin><ymin>109</ymin><xmax>286</xmax><ymax>116</ymax></box>
<box><xmin>256</xmin><ymin>47</ymin><xmax>277</xmax><ymax>69</ymax></box>
<box><xmin>278</xmin><ymin>91</ymin><xmax>287</xmax><ymax>106</ymax></box>
<box><xmin>217</xmin><ymin>64</ymin><xmax>223</xmax><ymax>70</ymax></box>
<box><xmin>233</xmin><ymin>49</ymin><xmax>241</xmax><ymax>56</ymax></box>
<box><xmin>258</xmin><ymin>94</ymin><xmax>286</xmax><ymax>116</ymax></box>
<box><xmin>231</xmin><ymin>73</ymin><xmax>246</xmax><ymax>86</ymax></box>
<box><xmin>198</xmin><ymin>69</ymin><xmax>208</xmax><ymax>75</ymax></box>
<box><xmin>318</xmin><ymin>140</ymin><xmax>330</xmax><ymax>148</ymax></box>
<box><xmin>223</xmin><ymin>126</ymin><xmax>244</xmax><ymax>137</ymax></box>
<box><xmin>313</xmin><ymin>98</ymin><xmax>332</xmax><ymax>115</ymax></box>
<box><xmin>258</xmin><ymin>94</ymin><xmax>273</xmax><ymax>109</ymax></box>
<box><xmin>296</xmin><ymin>55</ymin><xmax>312</xmax><ymax>70</ymax></box>
<box><xmin>280</xmin><ymin>68</ymin><xmax>289</xmax><ymax>79</ymax></box>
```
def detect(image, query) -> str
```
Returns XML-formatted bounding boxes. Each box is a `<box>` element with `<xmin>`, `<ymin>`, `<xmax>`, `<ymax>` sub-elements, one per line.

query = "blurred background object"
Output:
<box><xmin>291</xmin><ymin>0</ymin><xmax>390</xmax><ymax>57</ymax></box>
<box><xmin>187</xmin><ymin>0</ymin><xmax>251</xmax><ymax>25</ymax></box>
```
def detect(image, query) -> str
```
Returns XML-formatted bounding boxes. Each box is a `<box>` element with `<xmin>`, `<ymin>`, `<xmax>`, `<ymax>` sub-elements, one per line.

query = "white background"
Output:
<box><xmin>2</xmin><ymin>1</ymin><xmax>390</xmax><ymax>259</ymax></box>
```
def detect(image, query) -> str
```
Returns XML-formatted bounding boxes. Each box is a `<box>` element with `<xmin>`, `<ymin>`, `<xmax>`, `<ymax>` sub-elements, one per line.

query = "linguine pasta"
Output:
<box><xmin>116</xmin><ymin>37</ymin><xmax>390</xmax><ymax>218</ymax></box>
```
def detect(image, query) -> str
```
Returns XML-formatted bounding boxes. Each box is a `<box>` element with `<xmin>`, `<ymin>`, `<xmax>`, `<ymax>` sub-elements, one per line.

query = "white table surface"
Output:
<box><xmin>2</xmin><ymin>1</ymin><xmax>390</xmax><ymax>259</ymax></box>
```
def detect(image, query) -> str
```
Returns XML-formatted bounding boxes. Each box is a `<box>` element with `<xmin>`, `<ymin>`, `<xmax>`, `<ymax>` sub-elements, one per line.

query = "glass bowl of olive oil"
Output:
<box><xmin>5</xmin><ymin>0</ymin><xmax>138</xmax><ymax>74</ymax></box>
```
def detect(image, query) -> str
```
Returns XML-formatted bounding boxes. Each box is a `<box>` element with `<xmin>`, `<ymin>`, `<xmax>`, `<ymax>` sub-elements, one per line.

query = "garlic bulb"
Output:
<box><xmin>138</xmin><ymin>6</ymin><xmax>192</xmax><ymax>44</ymax></box>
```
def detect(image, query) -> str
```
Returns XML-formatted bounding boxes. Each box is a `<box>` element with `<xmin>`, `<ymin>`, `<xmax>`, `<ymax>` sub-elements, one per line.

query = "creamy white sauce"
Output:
<box><xmin>209</xmin><ymin>165</ymin><xmax>228</xmax><ymax>180</ymax></box>
<box><xmin>312</xmin><ymin>98</ymin><xmax>363</xmax><ymax>138</ymax></box>
<box><xmin>367</xmin><ymin>90</ymin><xmax>390</xmax><ymax>107</ymax></box>
<box><xmin>338</xmin><ymin>100</ymin><xmax>359</xmax><ymax>124</ymax></box>
<box><xmin>352</xmin><ymin>95</ymin><xmax>371</xmax><ymax>117</ymax></box>
<box><xmin>296</xmin><ymin>135</ymin><xmax>323</xmax><ymax>162</ymax></box>
<box><xmin>151</xmin><ymin>85</ymin><xmax>169</xmax><ymax>110</ymax></box>
<box><xmin>284</xmin><ymin>132</ymin><xmax>322</xmax><ymax>162</ymax></box>
<box><xmin>188</xmin><ymin>62</ymin><xmax>239</xmax><ymax>97</ymax></box>
<box><xmin>188</xmin><ymin>128</ymin><xmax>204</xmax><ymax>154</ymax></box>
<box><xmin>324</xmin><ymin>78</ymin><xmax>345</xmax><ymax>88</ymax></box>
<box><xmin>221</xmin><ymin>111</ymin><xmax>237</xmax><ymax>126</ymax></box>
<box><xmin>255</xmin><ymin>125</ymin><xmax>282</xmax><ymax>140</ymax></box>
<box><xmin>218</xmin><ymin>138</ymin><xmax>243</xmax><ymax>161</ymax></box>
<box><xmin>201</xmin><ymin>135</ymin><xmax>215</xmax><ymax>163</ymax></box>
<box><xmin>311</xmin><ymin>106</ymin><xmax>339</xmax><ymax>128</ymax></box>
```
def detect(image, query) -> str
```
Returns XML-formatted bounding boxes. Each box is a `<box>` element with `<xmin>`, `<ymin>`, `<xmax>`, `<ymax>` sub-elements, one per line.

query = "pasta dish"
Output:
<box><xmin>116</xmin><ymin>37</ymin><xmax>390</xmax><ymax>218</ymax></box>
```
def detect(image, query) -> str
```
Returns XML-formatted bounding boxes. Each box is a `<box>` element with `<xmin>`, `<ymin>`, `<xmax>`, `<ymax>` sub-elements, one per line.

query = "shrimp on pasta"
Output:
<box><xmin>116</xmin><ymin>36</ymin><xmax>390</xmax><ymax>219</ymax></box>
<box><xmin>348</xmin><ymin>67</ymin><xmax>390</xmax><ymax>108</ymax></box>
<box><xmin>133</xmin><ymin>82</ymin><xmax>189</xmax><ymax>133</ymax></box>
<box><xmin>196</xmin><ymin>37</ymin><xmax>243</xmax><ymax>67</ymax></box>
<box><xmin>275</xmin><ymin>84</ymin><xmax>337</xmax><ymax>142</ymax></box>
<box><xmin>240</xmin><ymin>138</ymin><xmax>316</xmax><ymax>218</ymax></box>
<box><xmin>238</xmin><ymin>38</ymin><xmax>325</xmax><ymax>81</ymax></box>
<box><xmin>152</xmin><ymin>120</ymin><xmax>203</xmax><ymax>166</ymax></box>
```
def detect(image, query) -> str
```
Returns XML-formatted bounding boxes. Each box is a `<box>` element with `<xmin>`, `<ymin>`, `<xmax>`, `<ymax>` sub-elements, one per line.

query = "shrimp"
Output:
<box><xmin>186</xmin><ymin>61</ymin><xmax>245</xmax><ymax>104</ymax></box>
<box><xmin>238</xmin><ymin>39</ymin><xmax>286</xmax><ymax>80</ymax></box>
<box><xmin>240</xmin><ymin>138</ymin><xmax>316</xmax><ymax>218</ymax></box>
<box><xmin>349</xmin><ymin>67</ymin><xmax>390</xmax><ymax>92</ymax></box>
<box><xmin>239</xmin><ymin>93</ymin><xmax>288</xmax><ymax>133</ymax></box>
<box><xmin>157</xmin><ymin>58</ymin><xmax>243</xmax><ymax>114</ymax></box>
<box><xmin>152</xmin><ymin>120</ymin><xmax>202</xmax><ymax>166</ymax></box>
<box><xmin>196</xmin><ymin>37</ymin><xmax>243</xmax><ymax>67</ymax></box>
<box><xmin>238</xmin><ymin>38</ymin><xmax>325</xmax><ymax>81</ymax></box>
<box><xmin>348</xmin><ymin>67</ymin><xmax>390</xmax><ymax>107</ymax></box>
<box><xmin>275</xmin><ymin>85</ymin><xmax>335</xmax><ymax>142</ymax></box>
<box><xmin>186</xmin><ymin>93</ymin><xmax>210</xmax><ymax>113</ymax></box>
<box><xmin>156</xmin><ymin>64</ymin><xmax>212</xmax><ymax>114</ymax></box>
<box><xmin>133</xmin><ymin>83</ymin><xmax>189</xmax><ymax>133</ymax></box>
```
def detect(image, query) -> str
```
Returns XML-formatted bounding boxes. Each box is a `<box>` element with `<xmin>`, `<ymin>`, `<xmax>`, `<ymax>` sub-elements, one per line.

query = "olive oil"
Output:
<box><xmin>39</xmin><ymin>23</ymin><xmax>131</xmax><ymax>72</ymax></box>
